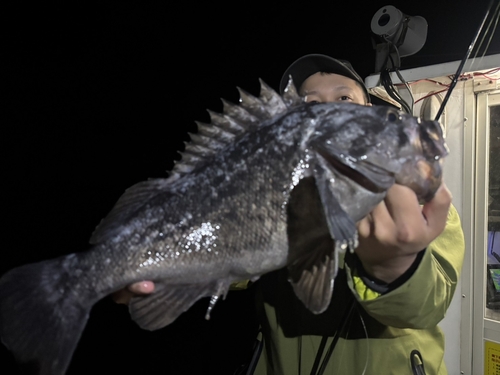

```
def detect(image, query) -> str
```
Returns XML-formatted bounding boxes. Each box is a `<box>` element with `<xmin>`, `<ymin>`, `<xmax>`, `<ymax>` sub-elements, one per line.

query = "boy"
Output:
<box><xmin>250</xmin><ymin>54</ymin><xmax>464</xmax><ymax>375</ymax></box>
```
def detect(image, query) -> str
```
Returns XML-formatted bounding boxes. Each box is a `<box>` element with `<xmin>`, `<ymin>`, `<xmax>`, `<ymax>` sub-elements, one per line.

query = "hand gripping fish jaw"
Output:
<box><xmin>395</xmin><ymin>116</ymin><xmax>449</xmax><ymax>204</ymax></box>
<box><xmin>285</xmin><ymin>104</ymin><xmax>447</xmax><ymax>314</ymax></box>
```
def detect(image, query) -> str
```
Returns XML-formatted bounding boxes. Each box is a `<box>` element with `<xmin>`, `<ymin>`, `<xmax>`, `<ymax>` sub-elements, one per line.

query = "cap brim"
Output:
<box><xmin>279</xmin><ymin>54</ymin><xmax>370</xmax><ymax>103</ymax></box>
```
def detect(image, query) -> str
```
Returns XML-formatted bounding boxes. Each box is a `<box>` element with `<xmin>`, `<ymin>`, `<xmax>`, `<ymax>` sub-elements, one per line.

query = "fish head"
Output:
<box><xmin>304</xmin><ymin>103</ymin><xmax>448</xmax><ymax>203</ymax></box>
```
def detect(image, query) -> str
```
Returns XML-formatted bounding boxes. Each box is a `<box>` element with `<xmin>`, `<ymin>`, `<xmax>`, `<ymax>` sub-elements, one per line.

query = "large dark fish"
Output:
<box><xmin>0</xmin><ymin>78</ymin><xmax>447</xmax><ymax>374</ymax></box>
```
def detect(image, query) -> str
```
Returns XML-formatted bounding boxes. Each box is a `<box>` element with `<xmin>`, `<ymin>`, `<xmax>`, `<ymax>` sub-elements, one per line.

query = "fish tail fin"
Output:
<box><xmin>0</xmin><ymin>256</ymin><xmax>93</xmax><ymax>375</ymax></box>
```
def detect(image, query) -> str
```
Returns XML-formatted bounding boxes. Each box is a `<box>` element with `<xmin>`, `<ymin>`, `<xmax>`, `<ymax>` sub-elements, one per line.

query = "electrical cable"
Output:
<box><xmin>376</xmin><ymin>1</ymin><xmax>499</xmax><ymax>117</ymax></box>
<box><xmin>393</xmin><ymin>66</ymin><xmax>415</xmax><ymax>113</ymax></box>
<box><xmin>376</xmin><ymin>33</ymin><xmax>414</xmax><ymax>114</ymax></box>
<box><xmin>314</xmin><ymin>298</ymin><xmax>356</xmax><ymax>375</ymax></box>
<box><xmin>380</xmin><ymin>68</ymin><xmax>412</xmax><ymax>113</ymax></box>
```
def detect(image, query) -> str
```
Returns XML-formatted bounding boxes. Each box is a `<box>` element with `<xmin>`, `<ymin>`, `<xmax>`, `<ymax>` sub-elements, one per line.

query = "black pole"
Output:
<box><xmin>434</xmin><ymin>0</ymin><xmax>498</xmax><ymax>121</ymax></box>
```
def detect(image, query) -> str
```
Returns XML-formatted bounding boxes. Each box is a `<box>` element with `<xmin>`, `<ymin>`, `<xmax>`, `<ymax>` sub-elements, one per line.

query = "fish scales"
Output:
<box><xmin>106</xmin><ymin>109</ymin><xmax>311</xmax><ymax>282</ymax></box>
<box><xmin>0</xmin><ymin>78</ymin><xmax>448</xmax><ymax>375</ymax></box>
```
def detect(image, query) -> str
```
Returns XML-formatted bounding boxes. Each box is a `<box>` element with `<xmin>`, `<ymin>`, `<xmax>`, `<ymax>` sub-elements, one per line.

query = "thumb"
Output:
<box><xmin>128</xmin><ymin>281</ymin><xmax>155</xmax><ymax>295</ymax></box>
<box><xmin>421</xmin><ymin>183</ymin><xmax>452</xmax><ymax>238</ymax></box>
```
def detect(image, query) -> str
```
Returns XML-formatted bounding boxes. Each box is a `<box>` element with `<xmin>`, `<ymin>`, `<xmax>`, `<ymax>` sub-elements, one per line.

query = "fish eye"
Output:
<box><xmin>386</xmin><ymin>111</ymin><xmax>400</xmax><ymax>122</ymax></box>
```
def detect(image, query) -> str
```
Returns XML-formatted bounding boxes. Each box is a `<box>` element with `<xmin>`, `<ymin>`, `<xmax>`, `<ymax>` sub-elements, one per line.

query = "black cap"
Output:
<box><xmin>279</xmin><ymin>54</ymin><xmax>370</xmax><ymax>103</ymax></box>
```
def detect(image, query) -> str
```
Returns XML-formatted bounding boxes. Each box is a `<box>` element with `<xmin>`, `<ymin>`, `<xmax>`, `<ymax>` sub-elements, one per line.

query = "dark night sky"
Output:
<box><xmin>2</xmin><ymin>1</ymin><xmax>499</xmax><ymax>374</ymax></box>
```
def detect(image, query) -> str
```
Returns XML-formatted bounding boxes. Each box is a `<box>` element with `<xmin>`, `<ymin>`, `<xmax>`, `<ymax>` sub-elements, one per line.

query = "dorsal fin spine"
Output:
<box><xmin>171</xmin><ymin>162</ymin><xmax>196</xmax><ymax>174</ymax></box>
<box><xmin>281</xmin><ymin>75</ymin><xmax>303</xmax><ymax>108</ymax></box>
<box><xmin>257</xmin><ymin>78</ymin><xmax>288</xmax><ymax>116</ymax></box>
<box><xmin>196</xmin><ymin>122</ymin><xmax>235</xmax><ymax>143</ymax></box>
<box><xmin>221</xmin><ymin>98</ymin><xmax>258</xmax><ymax>128</ymax></box>
<box><xmin>170</xmin><ymin>79</ymin><xmax>298</xmax><ymax>181</ymax></box>
<box><xmin>188</xmin><ymin>132</ymin><xmax>226</xmax><ymax>150</ymax></box>
<box><xmin>179</xmin><ymin>151</ymin><xmax>204</xmax><ymax>165</ymax></box>
<box><xmin>183</xmin><ymin>142</ymin><xmax>215</xmax><ymax>157</ymax></box>
<box><xmin>207</xmin><ymin>110</ymin><xmax>246</xmax><ymax>134</ymax></box>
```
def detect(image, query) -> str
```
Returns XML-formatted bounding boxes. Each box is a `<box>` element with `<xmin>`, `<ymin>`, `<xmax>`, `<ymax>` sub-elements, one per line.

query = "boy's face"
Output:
<box><xmin>299</xmin><ymin>72</ymin><xmax>370</xmax><ymax>106</ymax></box>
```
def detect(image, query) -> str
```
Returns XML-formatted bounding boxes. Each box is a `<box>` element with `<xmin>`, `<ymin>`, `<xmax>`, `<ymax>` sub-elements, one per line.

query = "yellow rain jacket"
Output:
<box><xmin>252</xmin><ymin>204</ymin><xmax>464</xmax><ymax>375</ymax></box>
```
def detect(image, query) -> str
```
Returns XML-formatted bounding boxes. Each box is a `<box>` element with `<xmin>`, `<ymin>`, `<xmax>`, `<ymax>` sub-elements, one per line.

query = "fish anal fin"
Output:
<box><xmin>129</xmin><ymin>280</ymin><xmax>229</xmax><ymax>331</ymax></box>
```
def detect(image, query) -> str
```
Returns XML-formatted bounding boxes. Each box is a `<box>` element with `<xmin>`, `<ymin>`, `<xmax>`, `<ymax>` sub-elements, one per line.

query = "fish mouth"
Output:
<box><xmin>316</xmin><ymin>148</ymin><xmax>395</xmax><ymax>193</ymax></box>
<box><xmin>316</xmin><ymin>140</ymin><xmax>444</xmax><ymax>204</ymax></box>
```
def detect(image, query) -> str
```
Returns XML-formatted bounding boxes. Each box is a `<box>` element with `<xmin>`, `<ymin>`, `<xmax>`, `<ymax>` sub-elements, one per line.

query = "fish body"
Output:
<box><xmin>0</xmin><ymin>79</ymin><xmax>447</xmax><ymax>374</ymax></box>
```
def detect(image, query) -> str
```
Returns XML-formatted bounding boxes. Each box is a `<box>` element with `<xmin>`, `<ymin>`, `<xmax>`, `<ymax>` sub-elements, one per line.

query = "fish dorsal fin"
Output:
<box><xmin>257</xmin><ymin>78</ymin><xmax>288</xmax><ymax>116</ymax></box>
<box><xmin>237</xmin><ymin>87</ymin><xmax>271</xmax><ymax>119</ymax></box>
<box><xmin>90</xmin><ymin>79</ymin><xmax>300</xmax><ymax>244</ymax></box>
<box><xmin>89</xmin><ymin>178</ymin><xmax>172</xmax><ymax>244</ymax></box>
<box><xmin>195</xmin><ymin>120</ymin><xmax>237</xmax><ymax>143</ymax></box>
<box><xmin>168</xmin><ymin>79</ymin><xmax>297</xmax><ymax>181</ymax></box>
<box><xmin>221</xmin><ymin>98</ymin><xmax>259</xmax><ymax>128</ymax></box>
<box><xmin>281</xmin><ymin>75</ymin><xmax>303</xmax><ymax>108</ymax></box>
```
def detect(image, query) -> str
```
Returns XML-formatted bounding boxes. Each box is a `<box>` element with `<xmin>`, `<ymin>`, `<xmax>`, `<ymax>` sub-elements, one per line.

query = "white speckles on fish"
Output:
<box><xmin>0</xmin><ymin>78</ymin><xmax>447</xmax><ymax>375</ymax></box>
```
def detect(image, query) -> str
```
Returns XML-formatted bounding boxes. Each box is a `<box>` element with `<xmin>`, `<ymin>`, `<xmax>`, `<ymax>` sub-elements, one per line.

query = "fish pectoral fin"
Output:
<box><xmin>129</xmin><ymin>281</ymin><xmax>227</xmax><ymax>331</ymax></box>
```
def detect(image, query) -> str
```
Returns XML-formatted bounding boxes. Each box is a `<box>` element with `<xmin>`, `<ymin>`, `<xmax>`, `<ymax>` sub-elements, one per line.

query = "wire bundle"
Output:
<box><xmin>378</xmin><ymin>0</ymin><xmax>500</xmax><ymax>119</ymax></box>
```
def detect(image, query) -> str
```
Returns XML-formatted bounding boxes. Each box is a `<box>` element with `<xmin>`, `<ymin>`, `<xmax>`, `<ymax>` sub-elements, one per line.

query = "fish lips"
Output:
<box><xmin>396</xmin><ymin>159</ymin><xmax>444</xmax><ymax>203</ymax></box>
<box><xmin>396</xmin><ymin>118</ymin><xmax>449</xmax><ymax>203</ymax></box>
<box><xmin>314</xmin><ymin>146</ymin><xmax>396</xmax><ymax>194</ymax></box>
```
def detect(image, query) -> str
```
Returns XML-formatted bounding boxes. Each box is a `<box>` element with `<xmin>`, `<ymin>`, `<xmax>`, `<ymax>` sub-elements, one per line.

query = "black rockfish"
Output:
<box><xmin>0</xmin><ymin>78</ymin><xmax>447</xmax><ymax>374</ymax></box>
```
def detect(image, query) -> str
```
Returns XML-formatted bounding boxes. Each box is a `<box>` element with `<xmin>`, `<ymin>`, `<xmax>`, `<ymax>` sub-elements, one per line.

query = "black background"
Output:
<box><xmin>2</xmin><ymin>1</ymin><xmax>499</xmax><ymax>374</ymax></box>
